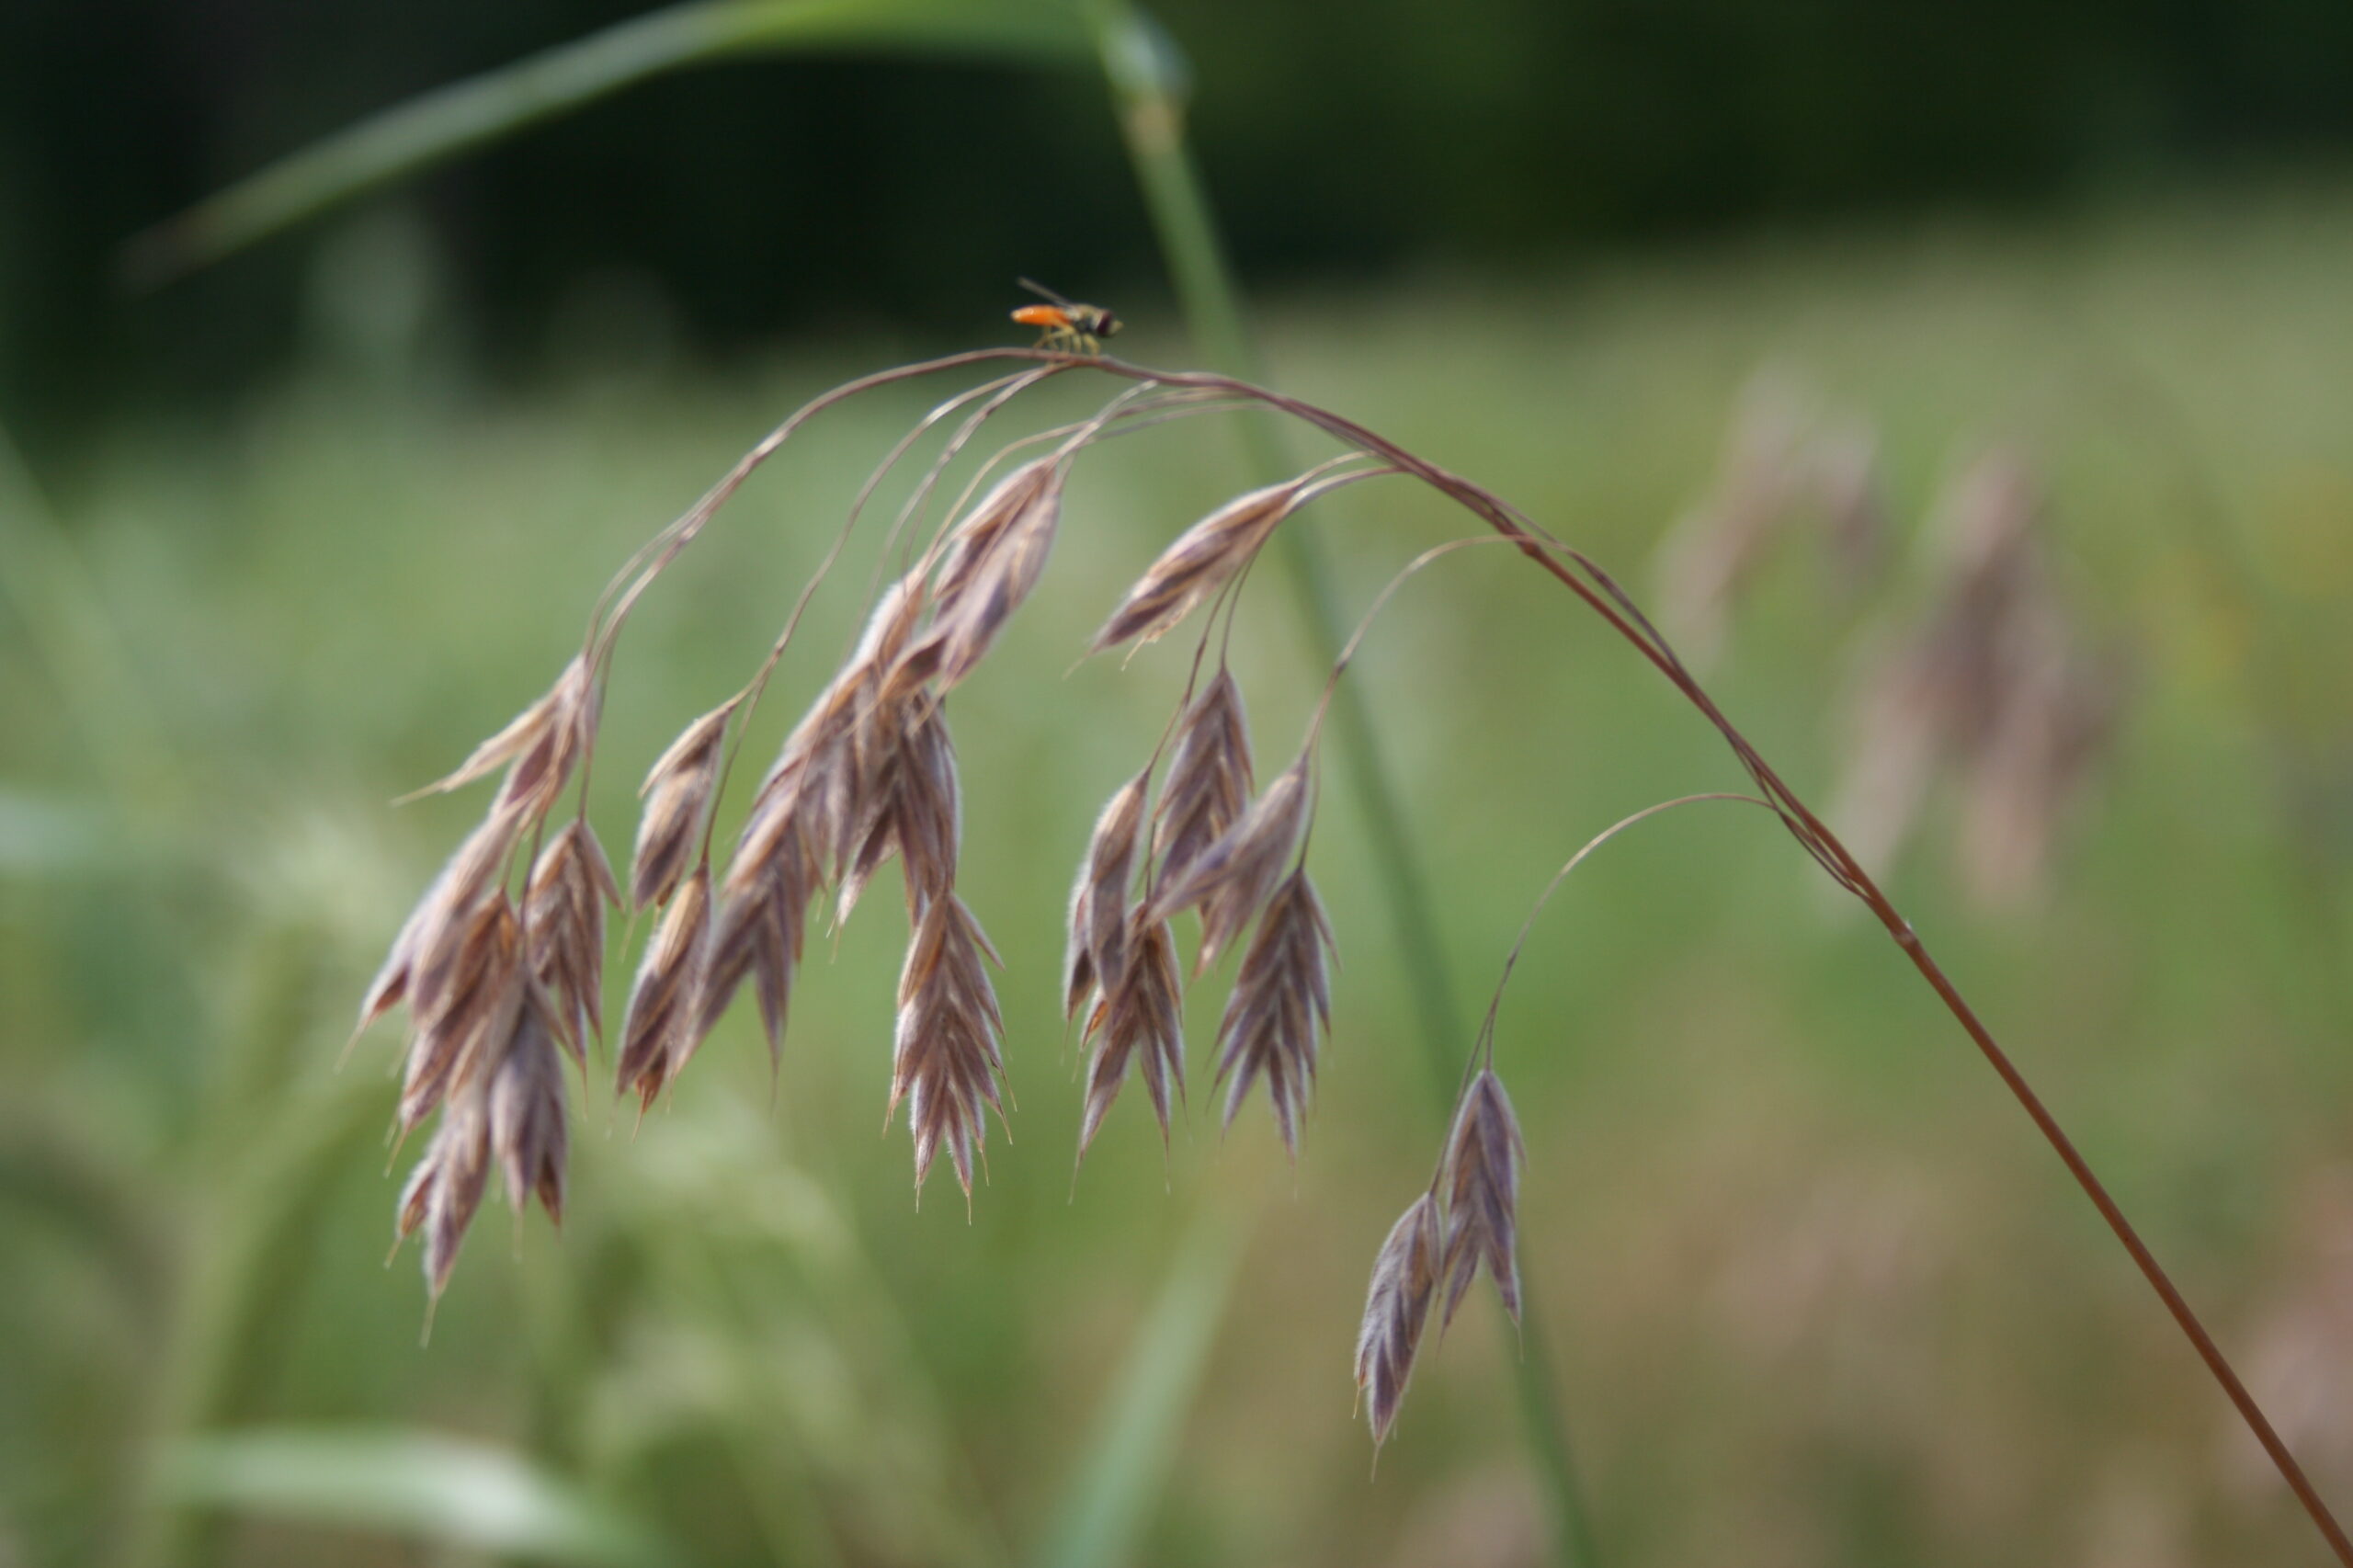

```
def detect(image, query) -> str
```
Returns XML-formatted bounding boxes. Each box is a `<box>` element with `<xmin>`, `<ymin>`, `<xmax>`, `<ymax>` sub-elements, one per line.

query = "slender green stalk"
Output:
<box><xmin>1088</xmin><ymin>9</ymin><xmax>1598</xmax><ymax>1562</ymax></box>
<box><xmin>1035</xmin><ymin>1199</ymin><xmax>1253</xmax><ymax>1568</ymax></box>
<box><xmin>122</xmin><ymin>0</ymin><xmax>1088</xmax><ymax>285</ymax></box>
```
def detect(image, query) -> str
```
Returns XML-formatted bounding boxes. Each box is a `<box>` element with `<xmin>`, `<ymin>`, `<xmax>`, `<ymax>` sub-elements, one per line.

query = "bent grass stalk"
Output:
<box><xmin>356</xmin><ymin>347</ymin><xmax>2353</xmax><ymax>1565</ymax></box>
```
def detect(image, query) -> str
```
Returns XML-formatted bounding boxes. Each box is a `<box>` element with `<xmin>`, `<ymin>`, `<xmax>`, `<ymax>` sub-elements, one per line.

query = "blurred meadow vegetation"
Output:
<box><xmin>7</xmin><ymin>3</ymin><xmax>2353</xmax><ymax>1566</ymax></box>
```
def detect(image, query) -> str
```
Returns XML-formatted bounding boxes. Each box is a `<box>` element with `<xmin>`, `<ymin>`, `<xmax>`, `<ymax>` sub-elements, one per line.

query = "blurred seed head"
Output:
<box><xmin>616</xmin><ymin>866</ymin><xmax>710</xmax><ymax>1108</ymax></box>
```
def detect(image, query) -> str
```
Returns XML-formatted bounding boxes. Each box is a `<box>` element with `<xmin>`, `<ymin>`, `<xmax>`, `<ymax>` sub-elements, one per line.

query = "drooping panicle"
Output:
<box><xmin>488</xmin><ymin>981</ymin><xmax>571</xmax><ymax>1225</ymax></box>
<box><xmin>1065</xmin><ymin>770</ymin><xmax>1148</xmax><ymax>1012</ymax></box>
<box><xmin>1211</xmin><ymin>869</ymin><xmax>1336</xmax><ymax>1154</ymax></box>
<box><xmin>896</xmin><ymin>456</ymin><xmax>1064</xmax><ymax>692</ymax></box>
<box><xmin>1076</xmin><ymin>915</ymin><xmax>1185</xmax><ymax>1159</ymax></box>
<box><xmin>1438</xmin><ymin>1069</ymin><xmax>1526</xmax><ymax>1327</ymax></box>
<box><xmin>631</xmin><ymin>699</ymin><xmax>736</xmax><ymax>910</ymax></box>
<box><xmin>525</xmin><ymin>820</ymin><xmax>617</xmax><ymax>1061</ymax></box>
<box><xmin>1355</xmin><ymin>1193</ymin><xmax>1442</xmax><ymax>1448</ymax></box>
<box><xmin>889</xmin><ymin>894</ymin><xmax>1009</xmax><ymax>1201</ymax></box>
<box><xmin>1094</xmin><ymin>479</ymin><xmax>1311</xmax><ymax>651</ymax></box>
<box><xmin>1154</xmin><ymin>670</ymin><xmax>1256</xmax><ymax>895</ymax></box>
<box><xmin>616</xmin><ymin>866</ymin><xmax>710</xmax><ymax>1108</ymax></box>
<box><xmin>1146</xmin><ymin>755</ymin><xmax>1311</xmax><ymax>971</ymax></box>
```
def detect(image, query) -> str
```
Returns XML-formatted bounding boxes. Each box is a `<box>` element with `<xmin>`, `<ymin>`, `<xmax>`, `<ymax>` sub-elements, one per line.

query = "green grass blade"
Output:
<box><xmin>1034</xmin><ymin>1200</ymin><xmax>1250</xmax><ymax>1568</ymax></box>
<box><xmin>157</xmin><ymin>1428</ymin><xmax>676</xmax><ymax>1567</ymax></box>
<box><xmin>124</xmin><ymin>0</ymin><xmax>1088</xmax><ymax>284</ymax></box>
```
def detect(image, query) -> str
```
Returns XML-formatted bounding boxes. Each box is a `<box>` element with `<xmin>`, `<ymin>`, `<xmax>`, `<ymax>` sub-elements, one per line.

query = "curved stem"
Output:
<box><xmin>818</xmin><ymin>345</ymin><xmax>2351</xmax><ymax>1564</ymax></box>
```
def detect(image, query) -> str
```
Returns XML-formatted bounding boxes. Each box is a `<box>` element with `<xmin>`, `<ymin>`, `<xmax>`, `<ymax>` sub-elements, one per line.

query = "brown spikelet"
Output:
<box><xmin>360</xmin><ymin>801</ymin><xmax>529</xmax><ymax>1037</ymax></box>
<box><xmin>1094</xmin><ymin>479</ymin><xmax>1306</xmax><ymax>651</ymax></box>
<box><xmin>1438</xmin><ymin>1069</ymin><xmax>1526</xmax><ymax>1327</ymax></box>
<box><xmin>1076</xmin><ymin>915</ymin><xmax>1185</xmax><ymax>1158</ymax></box>
<box><xmin>1066</xmin><ymin>771</ymin><xmax>1148</xmax><ymax>1009</ymax></box>
<box><xmin>398</xmin><ymin>895</ymin><xmax>523</xmax><ymax>1135</ymax></box>
<box><xmin>395</xmin><ymin>1075</ymin><xmax>494</xmax><ymax>1299</ymax></box>
<box><xmin>840</xmin><ymin>699</ymin><xmax>961</xmax><ymax>922</ymax></box>
<box><xmin>616</xmin><ymin>867</ymin><xmax>710</xmax><ymax>1108</ymax></box>
<box><xmin>1154</xmin><ymin>670</ymin><xmax>1255</xmax><ymax>892</ymax></box>
<box><xmin>888</xmin><ymin>894</ymin><xmax>1008</xmax><ymax>1201</ymax></box>
<box><xmin>631</xmin><ymin>699</ymin><xmax>736</xmax><ymax>910</ymax></box>
<box><xmin>898</xmin><ymin>456</ymin><xmax>1063</xmax><ymax>691</ymax></box>
<box><xmin>1145</xmin><ymin>756</ymin><xmax>1310</xmax><ymax>971</ymax></box>
<box><xmin>1355</xmin><ymin>1193</ymin><xmax>1442</xmax><ymax>1448</ymax></box>
<box><xmin>411</xmin><ymin>654</ymin><xmax>589</xmax><ymax>802</ymax></box>
<box><xmin>524</xmin><ymin>820</ymin><xmax>616</xmax><ymax>1062</ymax></box>
<box><xmin>1211</xmin><ymin>869</ymin><xmax>1335</xmax><ymax>1154</ymax></box>
<box><xmin>488</xmin><ymin>982</ymin><xmax>571</xmax><ymax>1225</ymax></box>
<box><xmin>705</xmin><ymin>810</ymin><xmax>818</xmax><ymax>1070</ymax></box>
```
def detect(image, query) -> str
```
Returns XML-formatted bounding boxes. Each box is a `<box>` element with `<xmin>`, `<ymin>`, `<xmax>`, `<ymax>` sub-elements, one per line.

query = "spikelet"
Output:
<box><xmin>396</xmin><ymin>1074</ymin><xmax>494</xmax><ymax>1300</ymax></box>
<box><xmin>1146</xmin><ymin>756</ymin><xmax>1310</xmax><ymax>971</ymax></box>
<box><xmin>889</xmin><ymin>894</ymin><xmax>1008</xmax><ymax>1201</ymax></box>
<box><xmin>1076</xmin><ymin>915</ymin><xmax>1185</xmax><ymax>1158</ymax></box>
<box><xmin>1438</xmin><ymin>1069</ymin><xmax>1526</xmax><ymax>1327</ymax></box>
<box><xmin>1154</xmin><ymin>670</ymin><xmax>1255</xmax><ymax>893</ymax></box>
<box><xmin>488</xmin><ymin>979</ymin><xmax>571</xmax><ymax>1224</ymax></box>
<box><xmin>840</xmin><ymin>699</ymin><xmax>961</xmax><ymax>922</ymax></box>
<box><xmin>1355</xmin><ymin>1193</ymin><xmax>1442</xmax><ymax>1448</ymax></box>
<box><xmin>524</xmin><ymin>820</ymin><xmax>617</xmax><ymax>1062</ymax></box>
<box><xmin>1211</xmin><ymin>869</ymin><xmax>1336</xmax><ymax>1154</ymax></box>
<box><xmin>631</xmin><ymin>699</ymin><xmax>735</xmax><ymax>910</ymax></box>
<box><xmin>615</xmin><ymin>867</ymin><xmax>710</xmax><ymax>1108</ymax></box>
<box><xmin>897</xmin><ymin>456</ymin><xmax>1064</xmax><ymax>692</ymax></box>
<box><xmin>359</xmin><ymin>801</ymin><xmax>529</xmax><ymax>1038</ymax></box>
<box><xmin>1094</xmin><ymin>479</ymin><xmax>1307</xmax><ymax>650</ymax></box>
<box><xmin>1063</xmin><ymin>770</ymin><xmax>1148</xmax><ymax>1016</ymax></box>
<box><xmin>410</xmin><ymin>654</ymin><xmax>592</xmax><ymax>811</ymax></box>
<box><xmin>397</xmin><ymin>894</ymin><xmax>523</xmax><ymax>1135</ymax></box>
<box><xmin>703</xmin><ymin>810</ymin><xmax>818</xmax><ymax>1071</ymax></box>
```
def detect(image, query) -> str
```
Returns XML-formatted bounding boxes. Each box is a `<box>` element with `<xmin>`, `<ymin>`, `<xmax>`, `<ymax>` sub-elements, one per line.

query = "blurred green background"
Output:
<box><xmin>6</xmin><ymin>2</ymin><xmax>2353</xmax><ymax>1565</ymax></box>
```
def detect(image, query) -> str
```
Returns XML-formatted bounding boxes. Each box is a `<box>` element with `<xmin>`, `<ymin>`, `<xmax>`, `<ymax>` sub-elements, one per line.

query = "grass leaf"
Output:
<box><xmin>125</xmin><ymin>0</ymin><xmax>1089</xmax><ymax>284</ymax></box>
<box><xmin>1033</xmin><ymin>1199</ymin><xmax>1249</xmax><ymax>1568</ymax></box>
<box><xmin>157</xmin><ymin>1427</ymin><xmax>676</xmax><ymax>1567</ymax></box>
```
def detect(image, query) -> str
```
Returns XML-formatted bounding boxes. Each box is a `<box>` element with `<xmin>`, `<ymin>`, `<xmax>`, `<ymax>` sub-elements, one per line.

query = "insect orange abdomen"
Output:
<box><xmin>1011</xmin><ymin>304</ymin><xmax>1071</xmax><ymax>328</ymax></box>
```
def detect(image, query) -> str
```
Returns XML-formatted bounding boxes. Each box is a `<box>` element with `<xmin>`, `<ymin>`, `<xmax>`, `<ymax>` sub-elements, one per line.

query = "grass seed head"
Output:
<box><xmin>900</xmin><ymin>457</ymin><xmax>1064</xmax><ymax>692</ymax></box>
<box><xmin>1211</xmin><ymin>869</ymin><xmax>1336</xmax><ymax>1154</ymax></box>
<box><xmin>616</xmin><ymin>866</ymin><xmax>710</xmax><ymax>1108</ymax></box>
<box><xmin>631</xmin><ymin>699</ymin><xmax>735</xmax><ymax>910</ymax></box>
<box><xmin>1154</xmin><ymin>669</ymin><xmax>1256</xmax><ymax>892</ymax></box>
<box><xmin>1147</xmin><ymin>755</ymin><xmax>1310</xmax><ymax>971</ymax></box>
<box><xmin>1092</xmin><ymin>479</ymin><xmax>1306</xmax><ymax>651</ymax></box>
<box><xmin>488</xmin><ymin>980</ymin><xmax>571</xmax><ymax>1225</ymax></box>
<box><xmin>1438</xmin><ymin>1068</ymin><xmax>1527</xmax><ymax>1327</ymax></box>
<box><xmin>890</xmin><ymin>894</ymin><xmax>1008</xmax><ymax>1201</ymax></box>
<box><xmin>1077</xmin><ymin>914</ymin><xmax>1186</xmax><ymax>1159</ymax></box>
<box><xmin>1356</xmin><ymin>1192</ymin><xmax>1442</xmax><ymax>1448</ymax></box>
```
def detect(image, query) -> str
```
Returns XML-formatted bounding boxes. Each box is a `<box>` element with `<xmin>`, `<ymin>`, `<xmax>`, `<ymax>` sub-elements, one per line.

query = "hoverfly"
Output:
<box><xmin>1010</xmin><ymin>278</ymin><xmax>1121</xmax><ymax>356</ymax></box>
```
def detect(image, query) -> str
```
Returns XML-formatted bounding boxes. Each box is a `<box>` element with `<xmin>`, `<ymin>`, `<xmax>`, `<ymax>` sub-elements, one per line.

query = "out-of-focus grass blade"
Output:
<box><xmin>157</xmin><ymin>1428</ymin><xmax>676</xmax><ymax>1567</ymax></box>
<box><xmin>1033</xmin><ymin>1199</ymin><xmax>1249</xmax><ymax>1568</ymax></box>
<box><xmin>124</xmin><ymin>0</ymin><xmax>1088</xmax><ymax>285</ymax></box>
